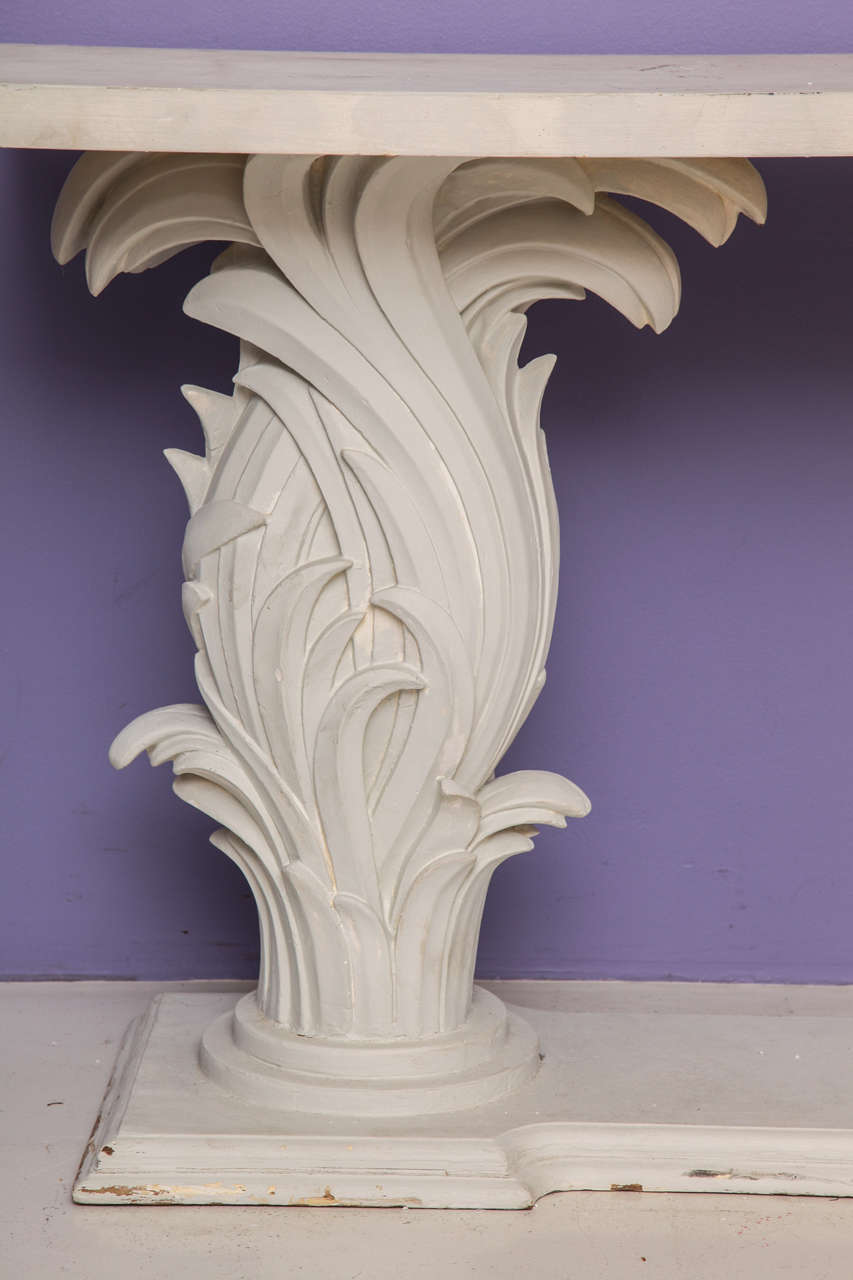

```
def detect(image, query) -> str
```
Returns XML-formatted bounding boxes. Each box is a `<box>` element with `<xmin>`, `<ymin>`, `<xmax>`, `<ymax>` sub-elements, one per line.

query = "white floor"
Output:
<box><xmin>3</xmin><ymin>980</ymin><xmax>853</xmax><ymax>1278</ymax></box>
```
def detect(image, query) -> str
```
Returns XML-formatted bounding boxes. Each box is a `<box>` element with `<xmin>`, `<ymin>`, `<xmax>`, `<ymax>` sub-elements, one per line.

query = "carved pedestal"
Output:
<box><xmin>55</xmin><ymin>151</ymin><xmax>766</xmax><ymax>1203</ymax></box>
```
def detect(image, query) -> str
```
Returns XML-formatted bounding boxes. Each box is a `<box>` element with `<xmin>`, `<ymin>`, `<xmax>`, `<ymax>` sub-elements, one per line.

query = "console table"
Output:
<box><xmin>3</xmin><ymin>45</ymin><xmax>853</xmax><ymax>1207</ymax></box>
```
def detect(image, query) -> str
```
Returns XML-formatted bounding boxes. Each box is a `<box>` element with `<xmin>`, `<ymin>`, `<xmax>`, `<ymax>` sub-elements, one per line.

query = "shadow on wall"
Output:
<box><xmin>483</xmin><ymin>158</ymin><xmax>853</xmax><ymax>983</ymax></box>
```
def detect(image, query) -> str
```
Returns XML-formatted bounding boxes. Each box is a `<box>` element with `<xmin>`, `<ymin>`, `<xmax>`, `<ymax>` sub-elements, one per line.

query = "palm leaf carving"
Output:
<box><xmin>55</xmin><ymin>153</ymin><xmax>765</xmax><ymax>1037</ymax></box>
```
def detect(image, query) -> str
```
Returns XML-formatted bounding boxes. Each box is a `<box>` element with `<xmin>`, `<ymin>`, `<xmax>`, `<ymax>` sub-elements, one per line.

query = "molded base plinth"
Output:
<box><xmin>199</xmin><ymin>987</ymin><xmax>539</xmax><ymax>1116</ymax></box>
<box><xmin>74</xmin><ymin>985</ymin><xmax>853</xmax><ymax>1207</ymax></box>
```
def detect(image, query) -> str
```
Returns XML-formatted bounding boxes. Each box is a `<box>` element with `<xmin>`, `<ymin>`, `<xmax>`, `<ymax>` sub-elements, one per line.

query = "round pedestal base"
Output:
<box><xmin>199</xmin><ymin>986</ymin><xmax>540</xmax><ymax>1116</ymax></box>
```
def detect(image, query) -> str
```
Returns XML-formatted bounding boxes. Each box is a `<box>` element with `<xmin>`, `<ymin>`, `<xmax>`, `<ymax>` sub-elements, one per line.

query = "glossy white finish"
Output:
<box><xmin>51</xmin><ymin>155</ymin><xmax>764</xmax><ymax>1135</ymax></box>
<box><xmin>6</xmin><ymin>47</ymin><xmax>853</xmax><ymax>154</ymax></box>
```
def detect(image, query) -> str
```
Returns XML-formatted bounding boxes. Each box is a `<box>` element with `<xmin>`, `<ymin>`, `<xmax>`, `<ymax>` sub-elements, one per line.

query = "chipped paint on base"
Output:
<box><xmin>685</xmin><ymin>1169</ymin><xmax>801</xmax><ymax>1183</ymax></box>
<box><xmin>72</xmin><ymin>993</ymin><xmax>853</xmax><ymax>1208</ymax></box>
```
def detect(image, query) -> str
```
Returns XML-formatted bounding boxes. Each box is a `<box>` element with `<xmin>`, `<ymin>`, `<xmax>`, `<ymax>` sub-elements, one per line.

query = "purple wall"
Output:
<box><xmin>5</xmin><ymin>0</ymin><xmax>853</xmax><ymax>54</ymax></box>
<box><xmin>2</xmin><ymin>7</ymin><xmax>853</xmax><ymax>982</ymax></box>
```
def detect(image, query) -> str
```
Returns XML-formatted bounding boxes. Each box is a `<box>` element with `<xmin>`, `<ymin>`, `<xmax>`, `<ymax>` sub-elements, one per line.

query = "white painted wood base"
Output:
<box><xmin>75</xmin><ymin>983</ymin><xmax>853</xmax><ymax>1207</ymax></box>
<box><xmin>199</xmin><ymin>986</ymin><xmax>540</xmax><ymax>1117</ymax></box>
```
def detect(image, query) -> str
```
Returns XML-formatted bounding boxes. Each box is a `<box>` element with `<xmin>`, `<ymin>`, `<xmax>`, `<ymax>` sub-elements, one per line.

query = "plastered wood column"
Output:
<box><xmin>50</xmin><ymin>151</ymin><xmax>768</xmax><ymax>1203</ymax></box>
<box><xmin>7</xmin><ymin>45</ymin><xmax>853</xmax><ymax>1208</ymax></box>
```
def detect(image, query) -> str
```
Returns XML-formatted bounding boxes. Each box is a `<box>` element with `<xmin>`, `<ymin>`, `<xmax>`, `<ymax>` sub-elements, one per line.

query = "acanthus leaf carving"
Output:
<box><xmin>55</xmin><ymin>152</ymin><xmax>766</xmax><ymax>1043</ymax></box>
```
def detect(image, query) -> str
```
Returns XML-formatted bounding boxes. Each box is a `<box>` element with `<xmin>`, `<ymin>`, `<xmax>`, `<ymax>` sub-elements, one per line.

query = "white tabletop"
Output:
<box><xmin>2</xmin><ymin>45</ymin><xmax>853</xmax><ymax>155</ymax></box>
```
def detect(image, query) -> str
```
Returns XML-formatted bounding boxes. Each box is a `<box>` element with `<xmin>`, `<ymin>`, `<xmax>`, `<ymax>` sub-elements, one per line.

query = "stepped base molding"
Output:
<box><xmin>75</xmin><ymin>983</ymin><xmax>853</xmax><ymax>1207</ymax></box>
<box><xmin>199</xmin><ymin>986</ymin><xmax>540</xmax><ymax>1117</ymax></box>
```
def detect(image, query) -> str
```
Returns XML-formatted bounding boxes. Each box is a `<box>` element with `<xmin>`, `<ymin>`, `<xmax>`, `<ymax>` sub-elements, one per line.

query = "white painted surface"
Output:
<box><xmin>72</xmin><ymin>980</ymin><xmax>853</xmax><ymax>1206</ymax></box>
<box><xmin>198</xmin><ymin>987</ymin><xmax>540</xmax><ymax>1115</ymax></box>
<box><xmin>4</xmin><ymin>47</ymin><xmax>853</xmax><ymax>154</ymax></box>
<box><xmin>48</xmin><ymin>153</ymin><xmax>762</xmax><ymax>1130</ymax></box>
<box><xmin>5</xmin><ymin>980</ymin><xmax>853</xmax><ymax>1277</ymax></box>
